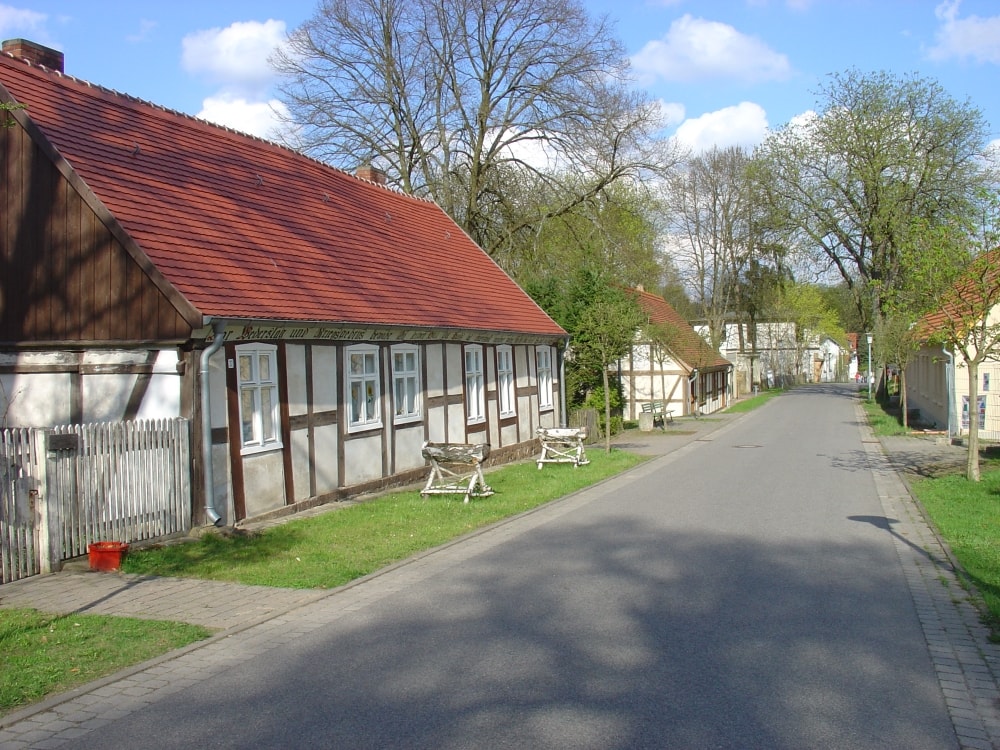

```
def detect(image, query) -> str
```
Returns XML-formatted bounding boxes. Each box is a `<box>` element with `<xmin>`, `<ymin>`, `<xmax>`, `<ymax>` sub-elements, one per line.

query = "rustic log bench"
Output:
<box><xmin>640</xmin><ymin>400</ymin><xmax>674</xmax><ymax>430</ymax></box>
<box><xmin>420</xmin><ymin>441</ymin><xmax>494</xmax><ymax>503</ymax></box>
<box><xmin>536</xmin><ymin>427</ymin><xmax>590</xmax><ymax>469</ymax></box>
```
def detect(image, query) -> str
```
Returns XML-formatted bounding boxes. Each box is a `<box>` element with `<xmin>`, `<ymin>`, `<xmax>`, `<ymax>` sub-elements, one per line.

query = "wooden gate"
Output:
<box><xmin>0</xmin><ymin>419</ymin><xmax>192</xmax><ymax>584</ymax></box>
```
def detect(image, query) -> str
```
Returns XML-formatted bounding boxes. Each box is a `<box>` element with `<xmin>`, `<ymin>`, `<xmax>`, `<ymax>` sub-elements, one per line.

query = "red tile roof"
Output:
<box><xmin>0</xmin><ymin>54</ymin><xmax>565</xmax><ymax>339</ymax></box>
<box><xmin>631</xmin><ymin>288</ymin><xmax>731</xmax><ymax>370</ymax></box>
<box><xmin>915</xmin><ymin>248</ymin><xmax>1000</xmax><ymax>342</ymax></box>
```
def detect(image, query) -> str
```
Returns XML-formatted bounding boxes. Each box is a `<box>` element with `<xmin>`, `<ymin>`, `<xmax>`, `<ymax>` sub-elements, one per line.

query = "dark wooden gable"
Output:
<box><xmin>0</xmin><ymin>107</ymin><xmax>199</xmax><ymax>346</ymax></box>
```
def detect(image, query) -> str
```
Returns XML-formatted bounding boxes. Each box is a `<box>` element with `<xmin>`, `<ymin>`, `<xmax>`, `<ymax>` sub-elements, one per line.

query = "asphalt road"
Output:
<box><xmin>56</xmin><ymin>384</ymin><xmax>958</xmax><ymax>749</ymax></box>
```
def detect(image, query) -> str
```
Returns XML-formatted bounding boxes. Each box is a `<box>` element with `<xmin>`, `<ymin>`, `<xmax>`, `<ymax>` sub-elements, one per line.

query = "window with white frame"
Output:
<box><xmin>236</xmin><ymin>344</ymin><xmax>282</xmax><ymax>454</ymax></box>
<box><xmin>346</xmin><ymin>345</ymin><xmax>382</xmax><ymax>431</ymax></box>
<box><xmin>497</xmin><ymin>345</ymin><xmax>515</xmax><ymax>418</ymax></box>
<box><xmin>391</xmin><ymin>345</ymin><xmax>421</xmax><ymax>423</ymax></box>
<box><xmin>465</xmin><ymin>345</ymin><xmax>485</xmax><ymax>423</ymax></box>
<box><xmin>536</xmin><ymin>346</ymin><xmax>553</xmax><ymax>410</ymax></box>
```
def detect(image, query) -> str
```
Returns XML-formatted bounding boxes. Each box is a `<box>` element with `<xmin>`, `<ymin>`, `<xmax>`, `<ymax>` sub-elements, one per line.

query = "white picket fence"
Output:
<box><xmin>1</xmin><ymin>419</ymin><xmax>191</xmax><ymax>584</ymax></box>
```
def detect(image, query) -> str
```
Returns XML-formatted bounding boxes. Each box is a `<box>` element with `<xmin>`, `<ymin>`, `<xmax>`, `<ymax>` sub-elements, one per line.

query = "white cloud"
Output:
<box><xmin>182</xmin><ymin>19</ymin><xmax>286</xmax><ymax>98</ymax></box>
<box><xmin>197</xmin><ymin>95</ymin><xmax>290</xmax><ymax>139</ymax></box>
<box><xmin>927</xmin><ymin>0</ymin><xmax>1000</xmax><ymax>63</ymax></box>
<box><xmin>630</xmin><ymin>14</ymin><xmax>791</xmax><ymax>84</ymax></box>
<box><xmin>127</xmin><ymin>19</ymin><xmax>157</xmax><ymax>44</ymax></box>
<box><xmin>0</xmin><ymin>4</ymin><xmax>49</xmax><ymax>41</ymax></box>
<box><xmin>673</xmin><ymin>102</ymin><xmax>769</xmax><ymax>152</ymax></box>
<box><xmin>654</xmin><ymin>99</ymin><xmax>686</xmax><ymax>129</ymax></box>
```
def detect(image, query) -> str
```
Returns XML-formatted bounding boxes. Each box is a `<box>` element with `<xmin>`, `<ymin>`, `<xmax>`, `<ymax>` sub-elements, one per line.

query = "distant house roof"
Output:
<box><xmin>631</xmin><ymin>288</ymin><xmax>731</xmax><ymax>370</ymax></box>
<box><xmin>0</xmin><ymin>50</ymin><xmax>565</xmax><ymax>340</ymax></box>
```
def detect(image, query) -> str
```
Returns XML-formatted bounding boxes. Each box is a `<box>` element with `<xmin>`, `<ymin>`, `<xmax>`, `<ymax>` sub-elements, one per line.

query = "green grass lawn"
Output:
<box><xmin>122</xmin><ymin>448</ymin><xmax>646</xmax><ymax>588</ymax></box>
<box><xmin>0</xmin><ymin>609</ymin><xmax>210</xmax><ymax>715</ymax></box>
<box><xmin>909</xmin><ymin>468</ymin><xmax>1000</xmax><ymax>635</ymax></box>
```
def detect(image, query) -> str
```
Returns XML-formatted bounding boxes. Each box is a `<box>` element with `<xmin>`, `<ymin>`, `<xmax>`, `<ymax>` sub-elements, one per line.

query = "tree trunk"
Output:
<box><xmin>966</xmin><ymin>362</ymin><xmax>981</xmax><ymax>482</ymax></box>
<box><xmin>602</xmin><ymin>366</ymin><xmax>612</xmax><ymax>454</ymax></box>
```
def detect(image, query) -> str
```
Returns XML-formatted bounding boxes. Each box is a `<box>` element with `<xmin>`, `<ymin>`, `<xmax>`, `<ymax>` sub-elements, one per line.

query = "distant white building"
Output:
<box><xmin>695</xmin><ymin>323</ymin><xmax>846</xmax><ymax>394</ymax></box>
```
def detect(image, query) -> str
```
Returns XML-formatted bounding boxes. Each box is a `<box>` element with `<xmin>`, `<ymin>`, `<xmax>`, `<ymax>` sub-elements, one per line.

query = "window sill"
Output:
<box><xmin>240</xmin><ymin>443</ymin><xmax>284</xmax><ymax>457</ymax></box>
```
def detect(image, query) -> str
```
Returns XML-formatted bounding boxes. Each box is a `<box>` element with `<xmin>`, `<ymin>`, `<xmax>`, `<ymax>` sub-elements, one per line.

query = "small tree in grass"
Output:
<box><xmin>573</xmin><ymin>290</ymin><xmax>646</xmax><ymax>453</ymax></box>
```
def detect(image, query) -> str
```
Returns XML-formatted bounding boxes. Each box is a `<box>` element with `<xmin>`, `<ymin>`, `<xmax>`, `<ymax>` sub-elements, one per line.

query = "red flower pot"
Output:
<box><xmin>88</xmin><ymin>541</ymin><xmax>129</xmax><ymax>571</ymax></box>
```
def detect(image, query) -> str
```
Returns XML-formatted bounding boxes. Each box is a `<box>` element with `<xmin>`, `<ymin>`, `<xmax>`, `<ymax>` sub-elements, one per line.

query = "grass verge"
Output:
<box><xmin>864</xmin><ymin>396</ymin><xmax>1000</xmax><ymax>636</ymax></box>
<box><xmin>861</xmin><ymin>397</ymin><xmax>916</xmax><ymax>436</ymax></box>
<box><xmin>122</xmin><ymin>448</ymin><xmax>646</xmax><ymax>588</ymax></box>
<box><xmin>724</xmin><ymin>387</ymin><xmax>784</xmax><ymax>413</ymax></box>
<box><xmin>0</xmin><ymin>609</ymin><xmax>210</xmax><ymax>716</ymax></box>
<box><xmin>909</xmin><ymin>469</ymin><xmax>1000</xmax><ymax>636</ymax></box>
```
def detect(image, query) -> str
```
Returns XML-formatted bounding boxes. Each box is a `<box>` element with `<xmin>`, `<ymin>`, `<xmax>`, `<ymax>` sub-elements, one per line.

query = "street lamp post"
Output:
<box><xmin>866</xmin><ymin>333</ymin><xmax>873</xmax><ymax>401</ymax></box>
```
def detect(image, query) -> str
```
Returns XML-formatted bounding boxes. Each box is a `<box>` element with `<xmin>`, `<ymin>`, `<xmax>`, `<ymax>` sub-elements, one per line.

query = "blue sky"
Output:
<box><xmin>3</xmin><ymin>0</ymin><xmax>1000</xmax><ymax>152</ymax></box>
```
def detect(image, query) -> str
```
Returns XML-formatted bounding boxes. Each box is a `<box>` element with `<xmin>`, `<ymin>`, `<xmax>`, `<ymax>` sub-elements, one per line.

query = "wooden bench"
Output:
<box><xmin>536</xmin><ymin>427</ymin><xmax>590</xmax><ymax>469</ymax></box>
<box><xmin>640</xmin><ymin>401</ymin><xmax>674</xmax><ymax>430</ymax></box>
<box><xmin>420</xmin><ymin>442</ymin><xmax>494</xmax><ymax>503</ymax></box>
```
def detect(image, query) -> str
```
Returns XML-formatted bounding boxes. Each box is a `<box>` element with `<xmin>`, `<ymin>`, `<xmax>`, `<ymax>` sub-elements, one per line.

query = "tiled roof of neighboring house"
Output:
<box><xmin>915</xmin><ymin>248</ymin><xmax>1000</xmax><ymax>342</ymax></box>
<box><xmin>0</xmin><ymin>53</ymin><xmax>565</xmax><ymax>339</ymax></box>
<box><xmin>631</xmin><ymin>288</ymin><xmax>731</xmax><ymax>370</ymax></box>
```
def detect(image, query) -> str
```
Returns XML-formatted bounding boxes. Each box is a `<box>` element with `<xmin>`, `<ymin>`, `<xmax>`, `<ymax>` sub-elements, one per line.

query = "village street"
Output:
<box><xmin>5</xmin><ymin>384</ymin><xmax>999</xmax><ymax>749</ymax></box>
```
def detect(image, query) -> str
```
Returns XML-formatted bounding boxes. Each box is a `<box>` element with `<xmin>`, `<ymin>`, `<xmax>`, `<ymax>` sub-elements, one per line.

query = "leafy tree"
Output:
<box><xmin>273</xmin><ymin>0</ymin><xmax>675</xmax><ymax>261</ymax></box>
<box><xmin>572</xmin><ymin>288</ymin><xmax>645</xmax><ymax>453</ymax></box>
<box><xmin>901</xmin><ymin>200</ymin><xmax>1000</xmax><ymax>482</ymax></box>
<box><xmin>516</xmin><ymin>180</ymin><xmax>663</xmax><ymax>290</ymax></box>
<box><xmin>755</xmin><ymin>69</ymin><xmax>991</xmax><ymax>333</ymax></box>
<box><xmin>873</xmin><ymin>313</ymin><xmax>921</xmax><ymax>427</ymax></box>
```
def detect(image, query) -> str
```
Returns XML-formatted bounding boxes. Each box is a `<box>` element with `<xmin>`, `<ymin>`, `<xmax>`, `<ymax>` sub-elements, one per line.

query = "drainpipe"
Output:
<box><xmin>941</xmin><ymin>344</ymin><xmax>954</xmax><ymax>441</ymax></box>
<box><xmin>200</xmin><ymin>319</ymin><xmax>226</xmax><ymax>526</ymax></box>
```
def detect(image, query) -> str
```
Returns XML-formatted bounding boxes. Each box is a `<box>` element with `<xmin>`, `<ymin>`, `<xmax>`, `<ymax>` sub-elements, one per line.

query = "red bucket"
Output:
<box><xmin>87</xmin><ymin>541</ymin><xmax>129</xmax><ymax>571</ymax></box>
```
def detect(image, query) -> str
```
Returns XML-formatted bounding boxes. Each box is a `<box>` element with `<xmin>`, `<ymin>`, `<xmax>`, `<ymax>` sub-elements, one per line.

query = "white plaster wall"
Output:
<box><xmin>291</xmin><ymin>428</ymin><xmax>311</xmax><ymax>501</ymax></box>
<box><xmin>312</xmin><ymin>346</ymin><xmax>338</xmax><ymax>411</ymax></box>
<box><xmin>394</xmin><ymin>426</ymin><xmax>426</xmax><ymax>472</ymax></box>
<box><xmin>210</xmin><ymin>442</ymin><xmax>234</xmax><ymax>527</ymax></box>
<box><xmin>426</xmin><ymin>404</ymin><xmax>447</xmax><ymax>443</ymax></box>
<box><xmin>285</xmin><ymin>345</ymin><xmax>307</xmax><ymax>417</ymax></box>
<box><xmin>242</xmin><ymin>450</ymin><xmax>286</xmax><ymax>517</ymax></box>
<box><xmin>1</xmin><ymin>372</ymin><xmax>71</xmax><ymax>426</ymax></box>
<box><xmin>906</xmin><ymin>348</ymin><xmax>950</xmax><ymax>430</ymax></box>
<box><xmin>208</xmin><ymin>349</ymin><xmax>229</xmax><ymax>430</ymax></box>
<box><xmin>426</xmin><ymin>343</ymin><xmax>444</xmax><ymax>397</ymax></box>
<box><xmin>445</xmin><ymin>344</ymin><xmax>467</xmax><ymax>439</ymax></box>
<box><xmin>81</xmin><ymin>351</ymin><xmax>181</xmax><ymax>423</ymax></box>
<box><xmin>344</xmin><ymin>433</ymin><xmax>383</xmax><ymax>485</ymax></box>
<box><xmin>314</xmin><ymin>423</ymin><xmax>339</xmax><ymax>495</ymax></box>
<box><xmin>1</xmin><ymin>350</ymin><xmax>181</xmax><ymax>427</ymax></box>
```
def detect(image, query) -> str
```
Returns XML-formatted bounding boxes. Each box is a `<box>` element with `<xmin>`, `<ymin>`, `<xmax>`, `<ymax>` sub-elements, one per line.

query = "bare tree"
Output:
<box><xmin>273</xmin><ymin>0</ymin><xmax>675</xmax><ymax>260</ymax></box>
<box><xmin>664</xmin><ymin>145</ymin><xmax>755</xmax><ymax>350</ymax></box>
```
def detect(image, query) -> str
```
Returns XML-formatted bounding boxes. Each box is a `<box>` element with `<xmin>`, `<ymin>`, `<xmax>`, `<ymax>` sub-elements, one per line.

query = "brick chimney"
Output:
<box><xmin>2</xmin><ymin>39</ymin><xmax>64</xmax><ymax>73</ymax></box>
<box><xmin>355</xmin><ymin>164</ymin><xmax>387</xmax><ymax>185</ymax></box>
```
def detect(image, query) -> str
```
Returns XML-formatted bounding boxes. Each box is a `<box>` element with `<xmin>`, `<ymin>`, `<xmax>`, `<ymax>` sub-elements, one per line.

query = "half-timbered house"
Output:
<box><xmin>0</xmin><ymin>40</ymin><xmax>568</xmax><ymax>527</ymax></box>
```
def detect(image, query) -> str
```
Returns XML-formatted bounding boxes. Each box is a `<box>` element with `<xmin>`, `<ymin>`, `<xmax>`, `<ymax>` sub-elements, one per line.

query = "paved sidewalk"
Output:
<box><xmin>1</xmin><ymin>401</ymin><xmax>999</xmax><ymax>748</ymax></box>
